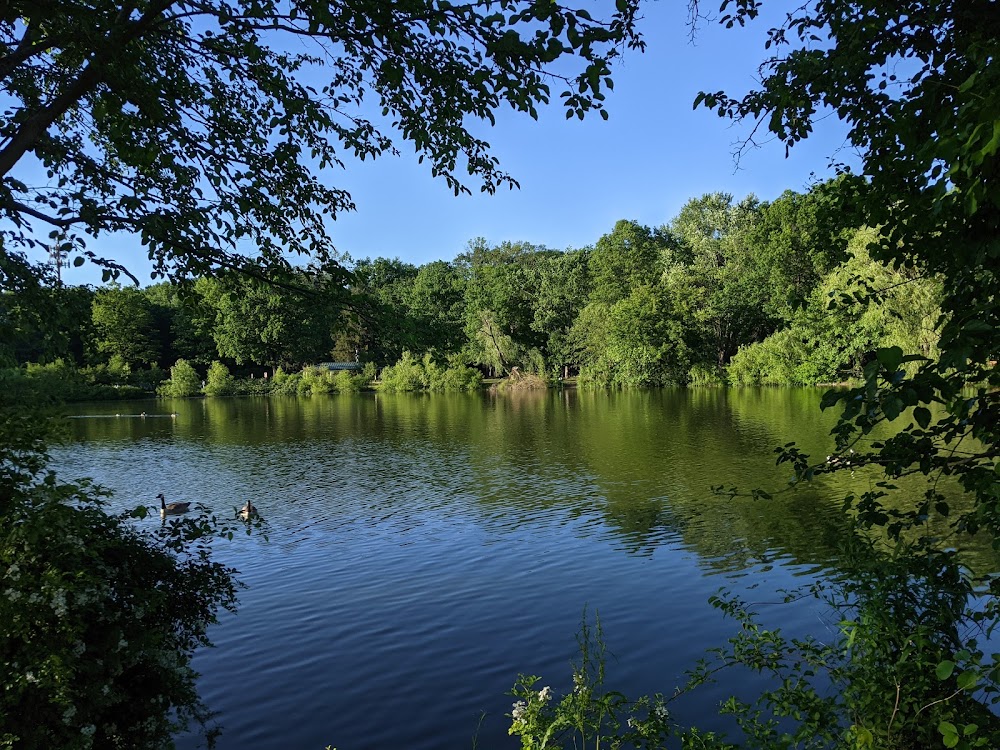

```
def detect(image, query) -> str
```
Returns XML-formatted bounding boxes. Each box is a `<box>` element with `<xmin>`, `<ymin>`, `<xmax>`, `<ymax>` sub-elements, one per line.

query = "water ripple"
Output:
<box><xmin>50</xmin><ymin>392</ymin><xmax>883</xmax><ymax>749</ymax></box>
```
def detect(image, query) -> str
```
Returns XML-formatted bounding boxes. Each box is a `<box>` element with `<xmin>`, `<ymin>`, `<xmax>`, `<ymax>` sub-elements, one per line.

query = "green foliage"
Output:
<box><xmin>727</xmin><ymin>328</ymin><xmax>817</xmax><ymax>386</ymax></box>
<box><xmin>12</xmin><ymin>361</ymin><xmax>147</xmax><ymax>402</ymax></box>
<box><xmin>0</xmin><ymin>481</ymin><xmax>238</xmax><ymax>749</ymax></box>
<box><xmin>196</xmin><ymin>272</ymin><xmax>342</xmax><ymax>372</ymax></box>
<box><xmin>407</xmin><ymin>261</ymin><xmax>469</xmax><ymax>354</ymax></box>
<box><xmin>158</xmin><ymin>359</ymin><xmax>202</xmax><ymax>398</ymax></box>
<box><xmin>663</xmin><ymin>193</ymin><xmax>773</xmax><ymax>370</ymax></box>
<box><xmin>203</xmin><ymin>361</ymin><xmax>236</xmax><ymax>397</ymax></box>
<box><xmin>332</xmin><ymin>369</ymin><xmax>363</xmax><ymax>394</ymax></box>
<box><xmin>2</xmin><ymin>0</ymin><xmax>641</xmax><ymax>283</ymax></box>
<box><xmin>267</xmin><ymin>367</ymin><xmax>302</xmax><ymax>396</ymax></box>
<box><xmin>468</xmin><ymin>310</ymin><xmax>522</xmax><ymax>376</ymax></box>
<box><xmin>0</xmin><ymin>263</ymin><xmax>94</xmax><ymax>367</ymax></box>
<box><xmin>461</xmin><ymin>240</ymin><xmax>552</xmax><ymax>373</ymax></box>
<box><xmin>377</xmin><ymin>352</ymin><xmax>427</xmax><ymax>393</ymax></box>
<box><xmin>1</xmin><ymin>344</ymin><xmax>239</xmax><ymax>749</ymax></box>
<box><xmin>576</xmin><ymin>286</ymin><xmax>694</xmax><ymax>387</ymax></box>
<box><xmin>378</xmin><ymin>352</ymin><xmax>482</xmax><ymax>393</ymax></box>
<box><xmin>531</xmin><ymin>250</ymin><xmax>592</xmax><ymax>376</ymax></box>
<box><xmin>295</xmin><ymin>366</ymin><xmax>326</xmax><ymax>396</ymax></box>
<box><xmin>690</xmin><ymin>3</ymin><xmax>1000</xmax><ymax>746</ymax></box>
<box><xmin>509</xmin><ymin>615</ymin><xmax>672</xmax><ymax>750</ymax></box>
<box><xmin>433</xmin><ymin>356</ymin><xmax>483</xmax><ymax>392</ymax></box>
<box><xmin>91</xmin><ymin>286</ymin><xmax>160</xmax><ymax>369</ymax></box>
<box><xmin>143</xmin><ymin>282</ymin><xmax>217</xmax><ymax>367</ymax></box>
<box><xmin>687</xmin><ymin>363</ymin><xmax>725</xmax><ymax>386</ymax></box>
<box><xmin>515</xmin><ymin>553</ymin><xmax>1000</xmax><ymax>749</ymax></box>
<box><xmin>743</xmin><ymin>183</ymin><xmax>854</xmax><ymax>319</ymax></box>
<box><xmin>22</xmin><ymin>360</ymin><xmax>99</xmax><ymax>402</ymax></box>
<box><xmin>688</xmin><ymin>542</ymin><xmax>1000</xmax><ymax>750</ymax></box>
<box><xmin>4</xmin><ymin>180</ymin><xmax>901</xmax><ymax>393</ymax></box>
<box><xmin>696</xmin><ymin>0</ymin><xmax>1000</xmax><ymax>537</ymax></box>
<box><xmin>519</xmin><ymin>7</ymin><xmax>997</xmax><ymax>750</ymax></box>
<box><xmin>727</xmin><ymin>228</ymin><xmax>943</xmax><ymax>386</ymax></box>
<box><xmin>588</xmin><ymin>220</ymin><xmax>670</xmax><ymax>305</ymax></box>
<box><xmin>293</xmin><ymin>362</ymin><xmax>379</xmax><ymax>395</ymax></box>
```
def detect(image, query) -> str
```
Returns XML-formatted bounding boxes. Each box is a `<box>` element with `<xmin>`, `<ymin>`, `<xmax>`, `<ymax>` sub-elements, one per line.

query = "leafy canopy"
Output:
<box><xmin>1</xmin><ymin>0</ymin><xmax>642</xmax><ymax>282</ymax></box>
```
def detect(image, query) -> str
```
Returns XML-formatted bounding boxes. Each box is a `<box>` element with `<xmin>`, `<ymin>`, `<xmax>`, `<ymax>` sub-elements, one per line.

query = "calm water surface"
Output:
<box><xmin>50</xmin><ymin>388</ymin><xmax>957</xmax><ymax>749</ymax></box>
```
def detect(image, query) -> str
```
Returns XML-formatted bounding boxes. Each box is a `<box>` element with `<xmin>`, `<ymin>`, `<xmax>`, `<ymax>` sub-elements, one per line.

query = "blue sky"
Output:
<box><xmin>40</xmin><ymin>2</ymin><xmax>858</xmax><ymax>286</ymax></box>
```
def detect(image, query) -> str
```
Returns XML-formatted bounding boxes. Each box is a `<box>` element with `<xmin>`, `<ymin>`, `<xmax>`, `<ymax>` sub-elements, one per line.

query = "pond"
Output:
<box><xmin>49</xmin><ymin>388</ymin><xmax>963</xmax><ymax>749</ymax></box>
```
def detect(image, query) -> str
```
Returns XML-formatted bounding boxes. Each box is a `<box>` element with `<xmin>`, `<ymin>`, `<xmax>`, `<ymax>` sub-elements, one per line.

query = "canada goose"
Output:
<box><xmin>239</xmin><ymin>500</ymin><xmax>258</xmax><ymax>520</ymax></box>
<box><xmin>159</xmin><ymin>493</ymin><xmax>191</xmax><ymax>515</ymax></box>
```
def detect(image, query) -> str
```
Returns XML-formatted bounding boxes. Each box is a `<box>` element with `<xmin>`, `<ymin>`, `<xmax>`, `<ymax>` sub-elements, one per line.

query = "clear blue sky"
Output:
<box><xmin>41</xmin><ymin>2</ymin><xmax>858</xmax><ymax>286</ymax></box>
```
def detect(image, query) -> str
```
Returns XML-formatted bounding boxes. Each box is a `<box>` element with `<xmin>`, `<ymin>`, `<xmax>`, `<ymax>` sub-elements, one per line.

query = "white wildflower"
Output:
<box><xmin>538</xmin><ymin>686</ymin><xmax>552</xmax><ymax>702</ymax></box>
<box><xmin>653</xmin><ymin>704</ymin><xmax>668</xmax><ymax>720</ymax></box>
<box><xmin>6</xmin><ymin>564</ymin><xmax>19</xmax><ymax>578</ymax></box>
<box><xmin>5</xmin><ymin>588</ymin><xmax>21</xmax><ymax>601</ymax></box>
<box><xmin>81</xmin><ymin>725</ymin><xmax>96</xmax><ymax>737</ymax></box>
<box><xmin>511</xmin><ymin>700</ymin><xmax>527</xmax><ymax>720</ymax></box>
<box><xmin>24</xmin><ymin>671</ymin><xmax>39</xmax><ymax>684</ymax></box>
<box><xmin>627</xmin><ymin>718</ymin><xmax>637</xmax><ymax>729</ymax></box>
<box><xmin>51</xmin><ymin>589</ymin><xmax>68</xmax><ymax>617</ymax></box>
<box><xmin>62</xmin><ymin>705</ymin><xmax>77</xmax><ymax>724</ymax></box>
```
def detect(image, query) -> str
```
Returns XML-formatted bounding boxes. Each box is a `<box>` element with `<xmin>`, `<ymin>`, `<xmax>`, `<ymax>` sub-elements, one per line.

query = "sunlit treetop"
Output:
<box><xmin>0</xmin><ymin>0</ymin><xmax>643</xmax><ymax>283</ymax></box>
<box><xmin>694</xmin><ymin>0</ymin><xmax>999</xmax><ymax>276</ymax></box>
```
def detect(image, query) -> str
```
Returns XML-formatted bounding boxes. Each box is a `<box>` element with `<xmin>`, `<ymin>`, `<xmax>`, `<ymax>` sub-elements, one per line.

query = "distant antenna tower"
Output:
<box><xmin>48</xmin><ymin>239</ymin><xmax>67</xmax><ymax>287</ymax></box>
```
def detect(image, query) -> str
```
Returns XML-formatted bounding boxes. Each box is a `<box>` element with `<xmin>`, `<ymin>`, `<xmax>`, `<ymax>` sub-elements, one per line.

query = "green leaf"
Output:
<box><xmin>883</xmin><ymin>396</ymin><xmax>903</xmax><ymax>421</ymax></box>
<box><xmin>876</xmin><ymin>346</ymin><xmax>904</xmax><ymax>371</ymax></box>
<box><xmin>940</xmin><ymin>721</ymin><xmax>959</xmax><ymax>748</ymax></box>
<box><xmin>959</xmin><ymin>71</ymin><xmax>979</xmax><ymax>92</ymax></box>
<box><xmin>963</xmin><ymin>320</ymin><xmax>994</xmax><ymax>333</ymax></box>
<box><xmin>957</xmin><ymin>670</ymin><xmax>979</xmax><ymax>690</ymax></box>
<box><xmin>913</xmin><ymin>406</ymin><xmax>931</xmax><ymax>428</ymax></box>
<box><xmin>73</xmin><ymin>256</ymin><xmax>85</xmax><ymax>267</ymax></box>
<box><xmin>936</xmin><ymin>660</ymin><xmax>956</xmax><ymax>680</ymax></box>
<box><xmin>852</xmin><ymin>726</ymin><xmax>873</xmax><ymax>747</ymax></box>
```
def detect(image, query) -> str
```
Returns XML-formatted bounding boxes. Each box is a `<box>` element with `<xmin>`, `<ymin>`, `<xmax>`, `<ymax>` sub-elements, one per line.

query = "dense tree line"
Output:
<box><xmin>2</xmin><ymin>179</ymin><xmax>942</xmax><ymax>391</ymax></box>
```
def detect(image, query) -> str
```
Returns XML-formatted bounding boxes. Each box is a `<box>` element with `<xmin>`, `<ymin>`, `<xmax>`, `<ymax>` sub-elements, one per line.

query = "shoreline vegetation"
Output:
<box><xmin>3</xmin><ymin>185</ymin><xmax>944</xmax><ymax>404</ymax></box>
<box><xmin>5</xmin><ymin>356</ymin><xmax>865</xmax><ymax>405</ymax></box>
